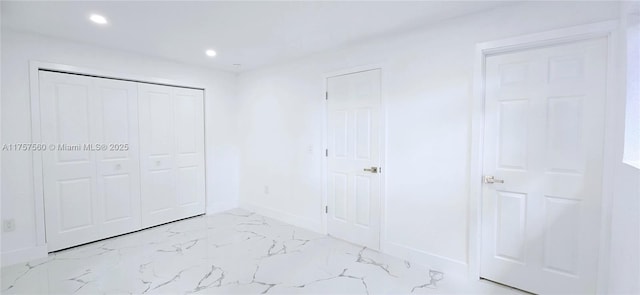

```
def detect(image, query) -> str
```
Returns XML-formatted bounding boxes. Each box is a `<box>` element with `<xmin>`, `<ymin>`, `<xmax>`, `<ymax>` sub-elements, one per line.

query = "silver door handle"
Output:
<box><xmin>364</xmin><ymin>167</ymin><xmax>379</xmax><ymax>173</ymax></box>
<box><xmin>484</xmin><ymin>176</ymin><xmax>504</xmax><ymax>184</ymax></box>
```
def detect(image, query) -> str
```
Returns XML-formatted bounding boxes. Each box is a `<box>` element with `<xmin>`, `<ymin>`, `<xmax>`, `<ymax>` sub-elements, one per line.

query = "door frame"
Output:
<box><xmin>320</xmin><ymin>64</ymin><xmax>386</xmax><ymax>250</ymax></box>
<box><xmin>28</xmin><ymin>61</ymin><xmax>206</xmax><ymax>256</ymax></box>
<box><xmin>468</xmin><ymin>20</ymin><xmax>621</xmax><ymax>293</ymax></box>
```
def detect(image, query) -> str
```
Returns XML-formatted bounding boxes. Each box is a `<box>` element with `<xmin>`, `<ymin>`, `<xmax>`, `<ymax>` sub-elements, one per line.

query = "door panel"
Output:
<box><xmin>149</xmin><ymin>169</ymin><xmax>174</xmax><ymax>212</ymax></box>
<box><xmin>99</xmin><ymin>88</ymin><xmax>130</xmax><ymax>160</ymax></box>
<box><xmin>543</xmin><ymin>196</ymin><xmax>580</xmax><ymax>276</ymax></box>
<box><xmin>355</xmin><ymin>108</ymin><xmax>372</xmax><ymax>160</ymax></box>
<box><xmin>55</xmin><ymin>83</ymin><xmax>91</xmax><ymax>163</ymax></box>
<box><xmin>58</xmin><ymin>178</ymin><xmax>94</xmax><ymax>231</ymax></box>
<box><xmin>177</xmin><ymin>167</ymin><xmax>199</xmax><ymax>206</ymax></box>
<box><xmin>102</xmin><ymin>174</ymin><xmax>132</xmax><ymax>222</ymax></box>
<box><xmin>495</xmin><ymin>191</ymin><xmax>526</xmax><ymax>263</ymax></box>
<box><xmin>173</xmin><ymin>88</ymin><xmax>205</xmax><ymax>217</ymax></box>
<box><xmin>480</xmin><ymin>38</ymin><xmax>607</xmax><ymax>294</ymax></box>
<box><xmin>327</xmin><ymin>69</ymin><xmax>381</xmax><ymax>250</ymax></box>
<box><xmin>139</xmin><ymin>84</ymin><xmax>176</xmax><ymax>227</ymax></box>
<box><xmin>40</xmin><ymin>72</ymin><xmax>100</xmax><ymax>251</ymax></box>
<box><xmin>175</xmin><ymin>95</ymin><xmax>198</xmax><ymax>153</ymax></box>
<box><xmin>93</xmin><ymin>78</ymin><xmax>141</xmax><ymax>239</ymax></box>
<box><xmin>497</xmin><ymin>100</ymin><xmax>528</xmax><ymax>170</ymax></box>
<box><xmin>41</xmin><ymin>71</ymin><xmax>142</xmax><ymax>251</ymax></box>
<box><xmin>546</xmin><ymin>96</ymin><xmax>584</xmax><ymax>173</ymax></box>
<box><xmin>354</xmin><ymin>175</ymin><xmax>371</xmax><ymax>226</ymax></box>
<box><xmin>332</xmin><ymin>111</ymin><xmax>348</xmax><ymax>158</ymax></box>
<box><xmin>149</xmin><ymin>92</ymin><xmax>173</xmax><ymax>156</ymax></box>
<box><xmin>332</xmin><ymin>173</ymin><xmax>348</xmax><ymax>221</ymax></box>
<box><xmin>138</xmin><ymin>84</ymin><xmax>205</xmax><ymax>227</ymax></box>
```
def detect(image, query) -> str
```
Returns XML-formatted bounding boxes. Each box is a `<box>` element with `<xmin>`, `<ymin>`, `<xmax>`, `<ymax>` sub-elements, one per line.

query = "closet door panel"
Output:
<box><xmin>148</xmin><ymin>169</ymin><xmax>175</xmax><ymax>213</ymax></box>
<box><xmin>40</xmin><ymin>71</ymin><xmax>100</xmax><ymax>251</ymax></box>
<box><xmin>139</xmin><ymin>84</ymin><xmax>205</xmax><ymax>227</ymax></box>
<box><xmin>149</xmin><ymin>92</ymin><xmax>174</xmax><ymax>156</ymax></box>
<box><xmin>177</xmin><ymin>167</ymin><xmax>199</xmax><ymax>206</ymax></box>
<box><xmin>139</xmin><ymin>83</ymin><xmax>177</xmax><ymax>227</ymax></box>
<box><xmin>174</xmin><ymin>88</ymin><xmax>205</xmax><ymax>217</ymax></box>
<box><xmin>93</xmin><ymin>78</ymin><xmax>141</xmax><ymax>238</ymax></box>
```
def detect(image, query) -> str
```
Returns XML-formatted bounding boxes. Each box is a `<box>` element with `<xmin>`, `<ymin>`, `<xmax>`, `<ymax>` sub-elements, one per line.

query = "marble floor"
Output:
<box><xmin>1</xmin><ymin>209</ymin><xmax>523</xmax><ymax>294</ymax></box>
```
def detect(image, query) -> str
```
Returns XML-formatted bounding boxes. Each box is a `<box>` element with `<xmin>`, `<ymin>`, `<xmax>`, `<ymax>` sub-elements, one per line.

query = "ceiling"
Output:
<box><xmin>2</xmin><ymin>1</ymin><xmax>508</xmax><ymax>72</ymax></box>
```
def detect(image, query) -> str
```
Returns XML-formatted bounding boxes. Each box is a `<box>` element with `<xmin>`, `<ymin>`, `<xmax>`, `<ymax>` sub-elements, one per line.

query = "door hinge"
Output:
<box><xmin>325</xmin><ymin>149</ymin><xmax>328</xmax><ymax>157</ymax></box>
<box><xmin>325</xmin><ymin>206</ymin><xmax>328</xmax><ymax>214</ymax></box>
<box><xmin>325</xmin><ymin>92</ymin><xmax>328</xmax><ymax>100</ymax></box>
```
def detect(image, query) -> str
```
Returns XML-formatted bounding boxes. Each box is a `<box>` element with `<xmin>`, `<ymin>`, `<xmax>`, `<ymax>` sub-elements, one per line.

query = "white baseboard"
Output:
<box><xmin>1</xmin><ymin>245</ymin><xmax>48</xmax><ymax>267</ymax></box>
<box><xmin>239</xmin><ymin>202</ymin><xmax>468</xmax><ymax>276</ymax></box>
<box><xmin>240</xmin><ymin>201</ymin><xmax>322</xmax><ymax>233</ymax></box>
<box><xmin>207</xmin><ymin>201</ymin><xmax>238</xmax><ymax>215</ymax></box>
<box><xmin>382</xmin><ymin>240</ymin><xmax>468</xmax><ymax>276</ymax></box>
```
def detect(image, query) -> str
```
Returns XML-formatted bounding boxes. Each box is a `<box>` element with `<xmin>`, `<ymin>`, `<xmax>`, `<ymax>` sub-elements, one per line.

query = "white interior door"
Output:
<box><xmin>40</xmin><ymin>71</ymin><xmax>141</xmax><ymax>251</ymax></box>
<box><xmin>480</xmin><ymin>38</ymin><xmax>607</xmax><ymax>294</ymax></box>
<box><xmin>327</xmin><ymin>69</ymin><xmax>382</xmax><ymax>250</ymax></box>
<box><xmin>138</xmin><ymin>83</ymin><xmax>205</xmax><ymax>228</ymax></box>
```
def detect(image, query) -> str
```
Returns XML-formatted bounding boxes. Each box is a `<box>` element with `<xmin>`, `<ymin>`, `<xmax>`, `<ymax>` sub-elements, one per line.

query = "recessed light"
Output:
<box><xmin>205</xmin><ymin>49</ymin><xmax>217</xmax><ymax>57</ymax></box>
<box><xmin>89</xmin><ymin>14</ymin><xmax>108</xmax><ymax>25</ymax></box>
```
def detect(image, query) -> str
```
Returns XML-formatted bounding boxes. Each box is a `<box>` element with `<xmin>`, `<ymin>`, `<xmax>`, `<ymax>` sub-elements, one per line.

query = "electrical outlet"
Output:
<box><xmin>264</xmin><ymin>185</ymin><xmax>270</xmax><ymax>194</ymax></box>
<box><xmin>3</xmin><ymin>219</ymin><xmax>15</xmax><ymax>232</ymax></box>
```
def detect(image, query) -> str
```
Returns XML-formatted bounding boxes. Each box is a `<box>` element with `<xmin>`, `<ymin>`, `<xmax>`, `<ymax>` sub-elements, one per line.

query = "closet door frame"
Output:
<box><xmin>29</xmin><ymin>61</ymin><xmax>206</xmax><ymax>255</ymax></box>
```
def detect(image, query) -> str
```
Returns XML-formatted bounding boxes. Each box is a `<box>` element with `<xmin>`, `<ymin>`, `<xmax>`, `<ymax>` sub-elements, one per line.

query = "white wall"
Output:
<box><xmin>0</xmin><ymin>29</ymin><xmax>240</xmax><ymax>265</ymax></box>
<box><xmin>607</xmin><ymin>2</ymin><xmax>640</xmax><ymax>294</ymax></box>
<box><xmin>608</xmin><ymin>164</ymin><xmax>640</xmax><ymax>294</ymax></box>
<box><xmin>235</xmin><ymin>1</ymin><xmax>622</xmax><ymax>273</ymax></box>
<box><xmin>2</xmin><ymin>3</ymin><xmax>636</xmax><ymax>292</ymax></box>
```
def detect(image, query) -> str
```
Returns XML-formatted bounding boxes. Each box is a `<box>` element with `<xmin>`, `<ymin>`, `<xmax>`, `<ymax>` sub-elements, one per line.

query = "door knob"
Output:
<box><xmin>484</xmin><ymin>175</ymin><xmax>504</xmax><ymax>184</ymax></box>
<box><xmin>364</xmin><ymin>167</ymin><xmax>379</xmax><ymax>173</ymax></box>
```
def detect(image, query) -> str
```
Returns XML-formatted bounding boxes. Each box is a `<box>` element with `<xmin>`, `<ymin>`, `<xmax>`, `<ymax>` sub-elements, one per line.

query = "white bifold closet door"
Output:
<box><xmin>40</xmin><ymin>71</ymin><xmax>205</xmax><ymax>251</ymax></box>
<box><xmin>40</xmin><ymin>71</ymin><xmax>141</xmax><ymax>251</ymax></box>
<box><xmin>138</xmin><ymin>83</ymin><xmax>205</xmax><ymax>228</ymax></box>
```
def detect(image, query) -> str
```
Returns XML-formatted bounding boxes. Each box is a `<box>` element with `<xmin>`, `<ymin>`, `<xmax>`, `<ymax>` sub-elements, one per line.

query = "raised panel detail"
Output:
<box><xmin>543</xmin><ymin>196</ymin><xmax>580</xmax><ymax>276</ymax></box>
<box><xmin>354</xmin><ymin>75</ymin><xmax>376</xmax><ymax>102</ymax></box>
<box><xmin>549</xmin><ymin>56</ymin><xmax>584</xmax><ymax>81</ymax></box>
<box><xmin>103</xmin><ymin>174</ymin><xmax>132</xmax><ymax>222</ymax></box>
<box><xmin>355</xmin><ymin>175</ymin><xmax>370</xmax><ymax>226</ymax></box>
<box><xmin>101</xmin><ymin>87</ymin><xmax>130</xmax><ymax>160</ymax></box>
<box><xmin>175</xmin><ymin>95</ymin><xmax>197</xmax><ymax>154</ymax></box>
<box><xmin>498</xmin><ymin>100</ymin><xmax>528</xmax><ymax>170</ymax></box>
<box><xmin>500</xmin><ymin>62</ymin><xmax>528</xmax><ymax>85</ymax></box>
<box><xmin>355</xmin><ymin>108</ymin><xmax>371</xmax><ymax>160</ymax></box>
<box><xmin>149</xmin><ymin>170</ymin><xmax>173</xmax><ymax>213</ymax></box>
<box><xmin>495</xmin><ymin>191</ymin><xmax>526</xmax><ymax>263</ymax></box>
<box><xmin>332</xmin><ymin>173</ymin><xmax>348</xmax><ymax>221</ymax></box>
<box><xmin>56</xmin><ymin>84</ymin><xmax>90</xmax><ymax>163</ymax></box>
<box><xmin>333</xmin><ymin>111</ymin><xmax>348</xmax><ymax>159</ymax></box>
<box><xmin>546</xmin><ymin>96</ymin><xmax>584</xmax><ymax>173</ymax></box>
<box><xmin>58</xmin><ymin>178</ymin><xmax>93</xmax><ymax>232</ymax></box>
<box><xmin>149</xmin><ymin>92</ymin><xmax>173</xmax><ymax>156</ymax></box>
<box><xmin>177</xmin><ymin>166</ymin><xmax>198</xmax><ymax>206</ymax></box>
